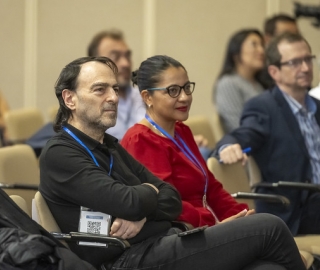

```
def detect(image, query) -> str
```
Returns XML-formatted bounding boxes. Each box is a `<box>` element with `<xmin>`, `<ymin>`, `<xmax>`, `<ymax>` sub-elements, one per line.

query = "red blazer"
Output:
<box><xmin>121</xmin><ymin>122</ymin><xmax>247</xmax><ymax>228</ymax></box>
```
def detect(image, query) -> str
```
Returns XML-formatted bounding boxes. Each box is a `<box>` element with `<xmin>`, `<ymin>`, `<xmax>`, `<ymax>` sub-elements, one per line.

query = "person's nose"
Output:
<box><xmin>117</xmin><ymin>56</ymin><xmax>130</xmax><ymax>69</ymax></box>
<box><xmin>178</xmin><ymin>89</ymin><xmax>189</xmax><ymax>101</ymax></box>
<box><xmin>106</xmin><ymin>88</ymin><xmax>119</xmax><ymax>104</ymax></box>
<box><xmin>301</xmin><ymin>60</ymin><xmax>311</xmax><ymax>72</ymax></box>
<box><xmin>257</xmin><ymin>45</ymin><xmax>265</xmax><ymax>56</ymax></box>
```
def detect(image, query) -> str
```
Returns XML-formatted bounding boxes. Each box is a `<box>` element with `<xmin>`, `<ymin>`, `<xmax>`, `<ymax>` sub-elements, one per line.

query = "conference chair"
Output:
<box><xmin>185</xmin><ymin>115</ymin><xmax>217</xmax><ymax>149</ymax></box>
<box><xmin>32</xmin><ymin>191</ymin><xmax>130</xmax><ymax>250</ymax></box>
<box><xmin>10</xmin><ymin>194</ymin><xmax>30</xmax><ymax>217</ymax></box>
<box><xmin>207</xmin><ymin>157</ymin><xmax>320</xmax><ymax>266</ymax></box>
<box><xmin>0</xmin><ymin>189</ymin><xmax>122</xmax><ymax>269</ymax></box>
<box><xmin>0</xmin><ymin>144</ymin><xmax>39</xmax><ymax>213</ymax></box>
<box><xmin>246</xmin><ymin>157</ymin><xmax>320</xmax><ymax>259</ymax></box>
<box><xmin>4</xmin><ymin>107</ymin><xmax>44</xmax><ymax>144</ymax></box>
<box><xmin>206</xmin><ymin>157</ymin><xmax>289</xmax><ymax>209</ymax></box>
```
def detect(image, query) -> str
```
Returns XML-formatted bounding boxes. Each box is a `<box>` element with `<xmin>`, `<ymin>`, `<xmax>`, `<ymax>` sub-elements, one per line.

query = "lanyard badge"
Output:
<box><xmin>78</xmin><ymin>206</ymin><xmax>111</xmax><ymax>247</ymax></box>
<box><xmin>62</xmin><ymin>126</ymin><xmax>113</xmax><ymax>245</ymax></box>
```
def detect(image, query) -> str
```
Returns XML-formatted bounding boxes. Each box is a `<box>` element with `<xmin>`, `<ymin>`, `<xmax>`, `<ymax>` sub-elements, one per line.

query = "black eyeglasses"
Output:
<box><xmin>147</xmin><ymin>82</ymin><xmax>195</xmax><ymax>98</ymax></box>
<box><xmin>277</xmin><ymin>55</ymin><xmax>316</xmax><ymax>69</ymax></box>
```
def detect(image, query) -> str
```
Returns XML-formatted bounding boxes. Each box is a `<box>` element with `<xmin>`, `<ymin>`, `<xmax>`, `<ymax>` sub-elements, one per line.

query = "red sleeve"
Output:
<box><xmin>176</xmin><ymin>123</ymin><xmax>248</xmax><ymax>222</ymax></box>
<box><xmin>122</xmin><ymin>125</ymin><xmax>203</xmax><ymax>227</ymax></box>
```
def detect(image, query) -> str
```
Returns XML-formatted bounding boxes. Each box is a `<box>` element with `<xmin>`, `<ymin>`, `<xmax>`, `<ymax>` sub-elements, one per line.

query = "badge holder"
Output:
<box><xmin>78</xmin><ymin>206</ymin><xmax>111</xmax><ymax>247</ymax></box>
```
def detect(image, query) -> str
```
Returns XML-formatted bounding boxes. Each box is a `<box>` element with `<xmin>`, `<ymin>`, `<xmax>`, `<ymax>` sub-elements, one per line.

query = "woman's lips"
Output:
<box><xmin>176</xmin><ymin>106</ymin><xmax>188</xmax><ymax>112</ymax></box>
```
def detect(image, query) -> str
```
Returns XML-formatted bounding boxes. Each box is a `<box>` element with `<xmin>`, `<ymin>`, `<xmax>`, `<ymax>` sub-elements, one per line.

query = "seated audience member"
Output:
<box><xmin>264</xmin><ymin>14</ymin><xmax>299</xmax><ymax>46</ymax></box>
<box><xmin>259</xmin><ymin>14</ymin><xmax>300</xmax><ymax>89</ymax></box>
<box><xmin>0</xmin><ymin>89</ymin><xmax>9</xmax><ymax>144</ymax></box>
<box><xmin>214</xmin><ymin>33</ymin><xmax>320</xmax><ymax>236</ymax></box>
<box><xmin>213</xmin><ymin>29</ymin><xmax>265</xmax><ymax>133</ymax></box>
<box><xmin>27</xmin><ymin>29</ymin><xmax>144</xmax><ymax>156</ymax></box>
<box><xmin>121</xmin><ymin>55</ymin><xmax>250</xmax><ymax>228</ymax></box>
<box><xmin>39</xmin><ymin>56</ymin><xmax>306</xmax><ymax>269</ymax></box>
<box><xmin>88</xmin><ymin>29</ymin><xmax>145</xmax><ymax>140</ymax></box>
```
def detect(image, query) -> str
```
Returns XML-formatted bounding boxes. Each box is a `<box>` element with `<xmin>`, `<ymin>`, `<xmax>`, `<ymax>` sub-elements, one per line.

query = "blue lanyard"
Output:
<box><xmin>62</xmin><ymin>126</ymin><xmax>113</xmax><ymax>176</ymax></box>
<box><xmin>145</xmin><ymin>115</ymin><xmax>209</xmax><ymax>194</ymax></box>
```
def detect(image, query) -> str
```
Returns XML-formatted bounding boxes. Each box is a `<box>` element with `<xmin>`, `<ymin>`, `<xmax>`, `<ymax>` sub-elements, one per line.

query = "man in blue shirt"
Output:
<box><xmin>87</xmin><ymin>29</ymin><xmax>145</xmax><ymax>140</ymax></box>
<box><xmin>215</xmin><ymin>32</ymin><xmax>320</xmax><ymax>235</ymax></box>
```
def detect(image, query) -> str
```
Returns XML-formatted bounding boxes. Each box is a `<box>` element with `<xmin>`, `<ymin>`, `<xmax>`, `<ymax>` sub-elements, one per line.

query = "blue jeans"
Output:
<box><xmin>111</xmin><ymin>214</ymin><xmax>305</xmax><ymax>270</ymax></box>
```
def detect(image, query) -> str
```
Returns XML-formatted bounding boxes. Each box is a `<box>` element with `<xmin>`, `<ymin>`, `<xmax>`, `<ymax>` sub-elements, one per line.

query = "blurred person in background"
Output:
<box><xmin>213</xmin><ymin>29</ymin><xmax>265</xmax><ymax>133</ymax></box>
<box><xmin>259</xmin><ymin>14</ymin><xmax>300</xmax><ymax>89</ymax></box>
<box><xmin>88</xmin><ymin>29</ymin><xmax>145</xmax><ymax>140</ymax></box>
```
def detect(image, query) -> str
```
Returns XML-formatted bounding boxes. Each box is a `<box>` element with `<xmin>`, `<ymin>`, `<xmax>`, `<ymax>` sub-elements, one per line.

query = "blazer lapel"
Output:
<box><xmin>272</xmin><ymin>86</ymin><xmax>309</xmax><ymax>157</ymax></box>
<box><xmin>313</xmin><ymin>97</ymin><xmax>320</xmax><ymax>126</ymax></box>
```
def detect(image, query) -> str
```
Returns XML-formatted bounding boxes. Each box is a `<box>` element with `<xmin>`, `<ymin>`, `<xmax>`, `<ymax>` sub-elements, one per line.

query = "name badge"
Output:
<box><xmin>78</xmin><ymin>206</ymin><xmax>111</xmax><ymax>247</ymax></box>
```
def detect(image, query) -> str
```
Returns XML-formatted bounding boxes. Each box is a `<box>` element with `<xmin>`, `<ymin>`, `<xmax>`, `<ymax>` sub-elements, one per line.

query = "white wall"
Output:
<box><xmin>0</xmin><ymin>0</ymin><xmax>319</xmax><ymax>125</ymax></box>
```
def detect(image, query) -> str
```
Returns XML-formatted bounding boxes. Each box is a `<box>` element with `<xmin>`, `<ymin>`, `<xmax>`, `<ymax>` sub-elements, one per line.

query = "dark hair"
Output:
<box><xmin>54</xmin><ymin>56</ymin><xmax>118</xmax><ymax>132</ymax></box>
<box><xmin>87</xmin><ymin>29</ymin><xmax>124</xmax><ymax>57</ymax></box>
<box><xmin>264</xmin><ymin>14</ymin><xmax>296</xmax><ymax>36</ymax></box>
<box><xmin>266</xmin><ymin>32</ymin><xmax>311</xmax><ymax>67</ymax></box>
<box><xmin>218</xmin><ymin>29</ymin><xmax>264</xmax><ymax>79</ymax></box>
<box><xmin>132</xmin><ymin>55</ymin><xmax>186</xmax><ymax>93</ymax></box>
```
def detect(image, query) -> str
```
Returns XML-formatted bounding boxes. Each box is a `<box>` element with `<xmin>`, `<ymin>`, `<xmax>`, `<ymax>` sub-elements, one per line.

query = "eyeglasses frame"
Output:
<box><xmin>146</xmin><ymin>82</ymin><xmax>196</xmax><ymax>98</ymax></box>
<box><xmin>276</xmin><ymin>55</ymin><xmax>316</xmax><ymax>69</ymax></box>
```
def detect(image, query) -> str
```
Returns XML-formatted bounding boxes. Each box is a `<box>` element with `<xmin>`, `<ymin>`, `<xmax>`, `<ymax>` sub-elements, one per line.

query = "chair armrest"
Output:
<box><xmin>252</xmin><ymin>181</ymin><xmax>320</xmax><ymax>192</ymax></box>
<box><xmin>51</xmin><ymin>232</ymin><xmax>130</xmax><ymax>250</ymax></box>
<box><xmin>171</xmin><ymin>221</ymin><xmax>194</xmax><ymax>231</ymax></box>
<box><xmin>0</xmin><ymin>183</ymin><xmax>38</xmax><ymax>190</ymax></box>
<box><xmin>231</xmin><ymin>192</ymin><xmax>290</xmax><ymax>206</ymax></box>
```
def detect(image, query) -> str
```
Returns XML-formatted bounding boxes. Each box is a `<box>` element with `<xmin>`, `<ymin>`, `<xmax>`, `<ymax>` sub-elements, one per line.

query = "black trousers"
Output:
<box><xmin>111</xmin><ymin>214</ymin><xmax>305</xmax><ymax>270</ymax></box>
<box><xmin>298</xmin><ymin>192</ymin><xmax>320</xmax><ymax>234</ymax></box>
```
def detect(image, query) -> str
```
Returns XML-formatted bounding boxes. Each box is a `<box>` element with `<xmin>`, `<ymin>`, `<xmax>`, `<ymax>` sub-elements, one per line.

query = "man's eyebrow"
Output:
<box><xmin>109</xmin><ymin>50</ymin><xmax>131</xmax><ymax>55</ymax></box>
<box><xmin>90</xmin><ymin>82</ymin><xmax>109</xmax><ymax>90</ymax></box>
<box><xmin>90</xmin><ymin>82</ymin><xmax>119</xmax><ymax>90</ymax></box>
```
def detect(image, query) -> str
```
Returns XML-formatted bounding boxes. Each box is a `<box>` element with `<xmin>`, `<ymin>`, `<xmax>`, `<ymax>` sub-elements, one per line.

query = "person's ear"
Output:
<box><xmin>62</xmin><ymin>89</ymin><xmax>76</xmax><ymax>110</ymax></box>
<box><xmin>141</xmin><ymin>90</ymin><xmax>153</xmax><ymax>108</ymax></box>
<box><xmin>268</xmin><ymin>65</ymin><xmax>280</xmax><ymax>82</ymax></box>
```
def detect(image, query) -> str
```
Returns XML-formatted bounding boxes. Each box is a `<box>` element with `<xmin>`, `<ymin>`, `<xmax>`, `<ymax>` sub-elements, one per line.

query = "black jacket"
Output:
<box><xmin>0</xmin><ymin>189</ymin><xmax>95</xmax><ymax>270</ymax></box>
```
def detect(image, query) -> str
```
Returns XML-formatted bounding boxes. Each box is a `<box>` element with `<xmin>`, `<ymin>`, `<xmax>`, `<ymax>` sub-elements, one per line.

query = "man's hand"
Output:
<box><xmin>110</xmin><ymin>217</ymin><xmax>146</xmax><ymax>239</ymax></box>
<box><xmin>219</xmin><ymin>144</ymin><xmax>248</xmax><ymax>165</ymax></box>
<box><xmin>194</xmin><ymin>134</ymin><xmax>209</xmax><ymax>147</ymax></box>
<box><xmin>220</xmin><ymin>209</ymin><xmax>255</xmax><ymax>224</ymax></box>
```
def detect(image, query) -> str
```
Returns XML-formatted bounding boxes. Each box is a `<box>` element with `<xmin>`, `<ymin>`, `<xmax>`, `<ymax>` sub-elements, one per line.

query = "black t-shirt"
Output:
<box><xmin>39</xmin><ymin>123</ymin><xmax>182</xmax><ymax>267</ymax></box>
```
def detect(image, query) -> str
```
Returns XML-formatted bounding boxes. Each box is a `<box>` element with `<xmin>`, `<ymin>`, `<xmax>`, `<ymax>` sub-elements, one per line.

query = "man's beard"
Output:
<box><xmin>79</xmin><ymin>103</ymin><xmax>117</xmax><ymax>133</ymax></box>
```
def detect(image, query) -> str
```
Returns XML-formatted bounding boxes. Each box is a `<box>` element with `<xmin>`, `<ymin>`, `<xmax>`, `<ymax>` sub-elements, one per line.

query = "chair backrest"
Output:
<box><xmin>0</xmin><ymin>144</ymin><xmax>39</xmax><ymax>213</ymax></box>
<box><xmin>10</xmin><ymin>195</ymin><xmax>30</xmax><ymax>217</ymax></box>
<box><xmin>32</xmin><ymin>191</ymin><xmax>68</xmax><ymax>247</ymax></box>
<box><xmin>4</xmin><ymin>108</ymin><xmax>44</xmax><ymax>143</ymax></box>
<box><xmin>184</xmin><ymin>115</ymin><xmax>216</xmax><ymax>148</ymax></box>
<box><xmin>211</xmin><ymin>107</ymin><xmax>225</xmax><ymax>144</ymax></box>
<box><xmin>247</xmin><ymin>156</ymin><xmax>262</xmax><ymax>187</ymax></box>
<box><xmin>207</xmin><ymin>157</ymin><xmax>254</xmax><ymax>208</ymax></box>
<box><xmin>0</xmin><ymin>144</ymin><xmax>39</xmax><ymax>185</ymax></box>
<box><xmin>47</xmin><ymin>105</ymin><xmax>58</xmax><ymax>123</ymax></box>
<box><xmin>32</xmin><ymin>191</ymin><xmax>61</xmax><ymax>233</ymax></box>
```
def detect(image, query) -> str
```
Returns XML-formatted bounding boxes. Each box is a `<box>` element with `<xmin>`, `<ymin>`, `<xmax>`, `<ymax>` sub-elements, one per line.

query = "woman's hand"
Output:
<box><xmin>220</xmin><ymin>209</ymin><xmax>255</xmax><ymax>224</ymax></box>
<box><xmin>110</xmin><ymin>217</ymin><xmax>147</xmax><ymax>239</ymax></box>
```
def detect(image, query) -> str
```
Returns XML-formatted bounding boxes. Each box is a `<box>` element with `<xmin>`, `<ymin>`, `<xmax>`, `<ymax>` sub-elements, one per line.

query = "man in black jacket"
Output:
<box><xmin>39</xmin><ymin>56</ymin><xmax>306</xmax><ymax>269</ymax></box>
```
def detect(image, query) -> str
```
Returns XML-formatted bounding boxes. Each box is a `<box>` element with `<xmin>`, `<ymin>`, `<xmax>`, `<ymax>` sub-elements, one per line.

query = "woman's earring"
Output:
<box><xmin>148</xmin><ymin>104</ymin><xmax>152</xmax><ymax>108</ymax></box>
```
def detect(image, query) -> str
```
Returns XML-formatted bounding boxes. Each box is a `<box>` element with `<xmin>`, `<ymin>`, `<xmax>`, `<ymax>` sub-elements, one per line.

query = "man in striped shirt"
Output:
<box><xmin>215</xmin><ymin>32</ymin><xmax>320</xmax><ymax>236</ymax></box>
